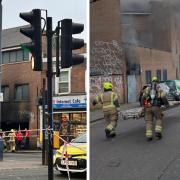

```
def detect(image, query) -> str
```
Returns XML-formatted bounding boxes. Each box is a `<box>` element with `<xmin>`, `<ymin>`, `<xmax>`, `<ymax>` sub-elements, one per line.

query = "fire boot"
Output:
<box><xmin>146</xmin><ymin>137</ymin><xmax>153</xmax><ymax>142</ymax></box>
<box><xmin>105</xmin><ymin>129</ymin><xmax>111</xmax><ymax>138</ymax></box>
<box><xmin>155</xmin><ymin>132</ymin><xmax>162</xmax><ymax>140</ymax></box>
<box><xmin>109</xmin><ymin>130</ymin><xmax>116</xmax><ymax>138</ymax></box>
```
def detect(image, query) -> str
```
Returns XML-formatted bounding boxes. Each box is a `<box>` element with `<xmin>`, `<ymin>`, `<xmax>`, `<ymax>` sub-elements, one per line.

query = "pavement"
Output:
<box><xmin>90</xmin><ymin>102</ymin><xmax>140</xmax><ymax>123</ymax></box>
<box><xmin>0</xmin><ymin>152</ymin><xmax>86</xmax><ymax>180</ymax></box>
<box><xmin>4</xmin><ymin>150</ymin><xmax>41</xmax><ymax>153</ymax></box>
<box><xmin>0</xmin><ymin>152</ymin><xmax>43</xmax><ymax>170</ymax></box>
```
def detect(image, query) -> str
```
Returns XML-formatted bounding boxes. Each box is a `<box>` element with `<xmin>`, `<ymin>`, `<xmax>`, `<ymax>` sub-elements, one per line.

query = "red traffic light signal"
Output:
<box><xmin>20</xmin><ymin>9</ymin><xmax>42</xmax><ymax>71</ymax></box>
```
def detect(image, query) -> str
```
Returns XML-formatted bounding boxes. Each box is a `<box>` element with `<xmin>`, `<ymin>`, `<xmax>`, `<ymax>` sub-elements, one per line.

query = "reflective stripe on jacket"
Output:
<box><xmin>95</xmin><ymin>91</ymin><xmax>119</xmax><ymax>110</ymax></box>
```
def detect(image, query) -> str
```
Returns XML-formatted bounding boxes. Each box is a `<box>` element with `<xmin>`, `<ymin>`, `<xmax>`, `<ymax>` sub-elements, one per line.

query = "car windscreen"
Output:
<box><xmin>164</xmin><ymin>81</ymin><xmax>176</xmax><ymax>91</ymax></box>
<box><xmin>175</xmin><ymin>80</ymin><xmax>180</xmax><ymax>90</ymax></box>
<box><xmin>72</xmin><ymin>133</ymin><xmax>86</xmax><ymax>143</ymax></box>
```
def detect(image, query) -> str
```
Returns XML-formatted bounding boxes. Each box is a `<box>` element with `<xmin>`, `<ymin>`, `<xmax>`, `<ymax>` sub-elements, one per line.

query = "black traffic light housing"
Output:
<box><xmin>61</xmin><ymin>19</ymin><xmax>84</xmax><ymax>68</ymax></box>
<box><xmin>19</xmin><ymin>9</ymin><xmax>42</xmax><ymax>71</ymax></box>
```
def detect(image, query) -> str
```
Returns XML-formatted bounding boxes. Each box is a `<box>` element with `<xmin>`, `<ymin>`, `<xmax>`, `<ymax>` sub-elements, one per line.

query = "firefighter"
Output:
<box><xmin>2</xmin><ymin>132</ymin><xmax>7</xmax><ymax>152</ymax></box>
<box><xmin>142</xmin><ymin>76</ymin><xmax>168</xmax><ymax>141</ymax></box>
<box><xmin>8</xmin><ymin>129</ymin><xmax>16</xmax><ymax>152</ymax></box>
<box><xmin>92</xmin><ymin>82</ymin><xmax>120</xmax><ymax>138</ymax></box>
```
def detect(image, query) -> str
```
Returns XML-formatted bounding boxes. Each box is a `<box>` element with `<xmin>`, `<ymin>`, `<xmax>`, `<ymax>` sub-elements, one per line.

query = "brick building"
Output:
<box><xmin>121</xmin><ymin>0</ymin><xmax>179</xmax><ymax>101</ymax></box>
<box><xmin>1</xmin><ymin>26</ymin><xmax>86</xmax><ymax>147</ymax></box>
<box><xmin>125</xmin><ymin>46</ymin><xmax>176</xmax><ymax>99</ymax></box>
<box><xmin>90</xmin><ymin>0</ymin><xmax>179</xmax><ymax>103</ymax></box>
<box><xmin>90</xmin><ymin>0</ymin><xmax>127</xmax><ymax>103</ymax></box>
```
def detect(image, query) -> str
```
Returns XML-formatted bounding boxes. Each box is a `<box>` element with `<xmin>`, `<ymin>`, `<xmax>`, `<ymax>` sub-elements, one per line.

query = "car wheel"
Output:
<box><xmin>177</xmin><ymin>96</ymin><xmax>180</xmax><ymax>101</ymax></box>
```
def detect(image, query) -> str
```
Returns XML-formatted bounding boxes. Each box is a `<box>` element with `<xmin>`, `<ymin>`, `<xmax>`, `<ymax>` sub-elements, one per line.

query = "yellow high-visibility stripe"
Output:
<box><xmin>155</xmin><ymin>125</ymin><xmax>162</xmax><ymax>132</ymax></box>
<box><xmin>146</xmin><ymin>130</ymin><xmax>152</xmax><ymax>137</ymax></box>
<box><xmin>111</xmin><ymin>93</ymin><xmax>114</xmax><ymax>106</ymax></box>
<box><xmin>103</xmin><ymin>104</ymin><xmax>115</xmax><ymax>108</ymax></box>
<box><xmin>106</xmin><ymin>124</ymin><xmax>114</xmax><ymax>131</ymax></box>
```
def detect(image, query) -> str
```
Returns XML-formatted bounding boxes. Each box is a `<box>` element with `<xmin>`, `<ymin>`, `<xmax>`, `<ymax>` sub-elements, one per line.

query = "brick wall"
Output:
<box><xmin>90</xmin><ymin>0</ymin><xmax>127</xmax><ymax>102</ymax></box>
<box><xmin>135</xmin><ymin>47</ymin><xmax>176</xmax><ymax>86</ymax></box>
<box><xmin>71</xmin><ymin>62</ymin><xmax>86</xmax><ymax>93</ymax></box>
<box><xmin>1</xmin><ymin>61</ymin><xmax>44</xmax><ymax>147</ymax></box>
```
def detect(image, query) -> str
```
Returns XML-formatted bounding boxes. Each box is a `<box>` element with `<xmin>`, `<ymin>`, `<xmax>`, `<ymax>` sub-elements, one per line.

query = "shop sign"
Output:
<box><xmin>53</xmin><ymin>95</ymin><xmax>86</xmax><ymax>109</ymax></box>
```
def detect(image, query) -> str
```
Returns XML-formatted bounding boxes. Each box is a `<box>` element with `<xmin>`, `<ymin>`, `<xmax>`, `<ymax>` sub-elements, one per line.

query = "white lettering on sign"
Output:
<box><xmin>53</xmin><ymin>95</ymin><xmax>86</xmax><ymax>105</ymax></box>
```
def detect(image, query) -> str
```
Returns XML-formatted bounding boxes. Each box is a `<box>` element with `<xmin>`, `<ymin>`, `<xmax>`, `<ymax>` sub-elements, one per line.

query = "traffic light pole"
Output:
<box><xmin>47</xmin><ymin>17</ymin><xmax>54</xmax><ymax>180</ymax></box>
<box><xmin>42</xmin><ymin>78</ymin><xmax>46</xmax><ymax>165</ymax></box>
<box><xmin>0</xmin><ymin>0</ymin><xmax>2</xmax><ymax>129</ymax></box>
<box><xmin>55</xmin><ymin>23</ymin><xmax>60</xmax><ymax>77</ymax></box>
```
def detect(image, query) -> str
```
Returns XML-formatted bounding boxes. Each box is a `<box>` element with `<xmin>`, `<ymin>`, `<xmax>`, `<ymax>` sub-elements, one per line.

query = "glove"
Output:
<box><xmin>92</xmin><ymin>99</ymin><xmax>97</xmax><ymax>106</ymax></box>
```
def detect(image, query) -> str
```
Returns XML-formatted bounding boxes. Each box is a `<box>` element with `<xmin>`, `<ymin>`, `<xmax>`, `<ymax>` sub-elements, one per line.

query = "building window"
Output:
<box><xmin>163</xmin><ymin>69</ymin><xmax>167</xmax><ymax>81</ymax></box>
<box><xmin>1</xmin><ymin>85</ymin><xmax>9</xmax><ymax>102</ymax></box>
<box><xmin>2</xmin><ymin>49</ymin><xmax>29</xmax><ymax>64</ymax></box>
<box><xmin>10</xmin><ymin>51</ymin><xmax>16</xmax><ymax>63</ymax></box>
<box><xmin>23</xmin><ymin>50</ymin><xmax>29</xmax><ymax>61</ymax></box>
<box><xmin>2</xmin><ymin>52</ymin><xmax>10</xmax><ymax>64</ymax></box>
<box><xmin>55</xmin><ymin>69</ymin><xmax>70</xmax><ymax>94</ymax></box>
<box><xmin>156</xmin><ymin>70</ymin><xmax>161</xmax><ymax>81</ymax></box>
<box><xmin>16</xmin><ymin>50</ymin><xmax>24</xmax><ymax>62</ymax></box>
<box><xmin>145</xmin><ymin>70</ymin><xmax>151</xmax><ymax>84</ymax></box>
<box><xmin>15</xmin><ymin>84</ymin><xmax>29</xmax><ymax>101</ymax></box>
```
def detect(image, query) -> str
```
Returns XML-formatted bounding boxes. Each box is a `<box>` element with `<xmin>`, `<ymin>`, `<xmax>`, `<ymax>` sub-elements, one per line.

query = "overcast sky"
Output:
<box><xmin>2</xmin><ymin>0</ymin><xmax>87</xmax><ymax>40</ymax></box>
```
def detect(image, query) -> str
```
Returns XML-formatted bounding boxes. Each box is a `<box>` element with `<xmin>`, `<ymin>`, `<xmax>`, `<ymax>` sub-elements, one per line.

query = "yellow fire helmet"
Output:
<box><xmin>10</xmin><ymin>129</ymin><xmax>14</xmax><ymax>132</ymax></box>
<box><xmin>152</xmin><ymin>76</ymin><xmax>158</xmax><ymax>82</ymax></box>
<box><xmin>103</xmin><ymin>82</ymin><xmax>113</xmax><ymax>90</ymax></box>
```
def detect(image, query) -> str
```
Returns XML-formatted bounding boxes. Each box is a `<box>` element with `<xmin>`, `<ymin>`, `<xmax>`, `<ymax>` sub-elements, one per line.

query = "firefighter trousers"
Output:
<box><xmin>104</xmin><ymin>108</ymin><xmax>118</xmax><ymax>134</ymax></box>
<box><xmin>144</xmin><ymin>106</ymin><xmax>162</xmax><ymax>138</ymax></box>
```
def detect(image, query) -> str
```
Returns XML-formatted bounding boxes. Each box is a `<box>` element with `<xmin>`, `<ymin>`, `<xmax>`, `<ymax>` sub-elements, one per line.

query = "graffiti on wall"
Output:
<box><xmin>90</xmin><ymin>76</ymin><xmax>102</xmax><ymax>95</ymax></box>
<box><xmin>113</xmin><ymin>76</ymin><xmax>123</xmax><ymax>94</ymax></box>
<box><xmin>90</xmin><ymin>75</ymin><xmax>124</xmax><ymax>103</ymax></box>
<box><xmin>90</xmin><ymin>40</ymin><xmax>124</xmax><ymax>75</ymax></box>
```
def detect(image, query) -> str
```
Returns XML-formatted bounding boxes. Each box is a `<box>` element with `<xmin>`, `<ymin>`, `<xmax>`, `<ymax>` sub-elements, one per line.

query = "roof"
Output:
<box><xmin>2</xmin><ymin>25</ymin><xmax>31</xmax><ymax>49</ymax></box>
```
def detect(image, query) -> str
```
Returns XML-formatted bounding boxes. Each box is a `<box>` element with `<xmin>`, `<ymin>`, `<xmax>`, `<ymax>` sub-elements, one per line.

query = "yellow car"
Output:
<box><xmin>53</xmin><ymin>133</ymin><xmax>87</xmax><ymax>174</ymax></box>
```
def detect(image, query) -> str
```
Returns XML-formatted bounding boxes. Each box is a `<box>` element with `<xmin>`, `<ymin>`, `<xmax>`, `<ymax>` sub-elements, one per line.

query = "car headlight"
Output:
<box><xmin>57</xmin><ymin>151</ymin><xmax>62</xmax><ymax>156</ymax></box>
<box><xmin>53</xmin><ymin>152</ymin><xmax>62</xmax><ymax>164</ymax></box>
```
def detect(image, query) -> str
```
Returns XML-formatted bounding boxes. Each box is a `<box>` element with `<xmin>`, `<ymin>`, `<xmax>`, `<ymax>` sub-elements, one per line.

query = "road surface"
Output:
<box><xmin>90</xmin><ymin>106</ymin><xmax>180</xmax><ymax>180</ymax></box>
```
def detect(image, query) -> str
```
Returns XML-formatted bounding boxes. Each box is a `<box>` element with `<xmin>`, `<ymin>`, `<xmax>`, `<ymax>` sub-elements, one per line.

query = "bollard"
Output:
<box><xmin>0</xmin><ymin>137</ymin><xmax>3</xmax><ymax>161</ymax></box>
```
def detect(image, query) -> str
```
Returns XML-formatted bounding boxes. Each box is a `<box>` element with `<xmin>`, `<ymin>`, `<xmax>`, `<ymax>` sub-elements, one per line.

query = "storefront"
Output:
<box><xmin>52</xmin><ymin>95</ymin><xmax>86</xmax><ymax>143</ymax></box>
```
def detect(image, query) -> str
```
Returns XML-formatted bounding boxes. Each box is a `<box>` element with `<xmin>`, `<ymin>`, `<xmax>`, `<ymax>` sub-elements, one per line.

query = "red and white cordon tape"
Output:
<box><xmin>0</xmin><ymin>128</ymin><xmax>87</xmax><ymax>180</ymax></box>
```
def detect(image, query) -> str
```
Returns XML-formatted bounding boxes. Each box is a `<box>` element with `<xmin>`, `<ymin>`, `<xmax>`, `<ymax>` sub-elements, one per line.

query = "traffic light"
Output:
<box><xmin>61</xmin><ymin>19</ymin><xmax>85</xmax><ymax>68</ymax></box>
<box><xmin>19</xmin><ymin>9</ymin><xmax>42</xmax><ymax>71</ymax></box>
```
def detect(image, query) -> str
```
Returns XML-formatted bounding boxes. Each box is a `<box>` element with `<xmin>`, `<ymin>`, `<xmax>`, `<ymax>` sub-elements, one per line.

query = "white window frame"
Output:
<box><xmin>55</xmin><ymin>68</ymin><xmax>71</xmax><ymax>95</ymax></box>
